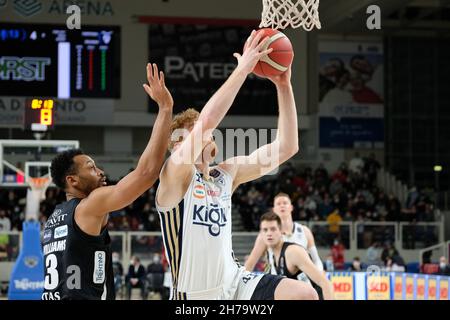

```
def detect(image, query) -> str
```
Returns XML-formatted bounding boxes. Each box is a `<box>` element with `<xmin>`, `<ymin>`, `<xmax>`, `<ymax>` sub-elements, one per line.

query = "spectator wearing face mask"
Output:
<box><xmin>147</xmin><ymin>253</ymin><xmax>165</xmax><ymax>298</ymax></box>
<box><xmin>437</xmin><ymin>256</ymin><xmax>450</xmax><ymax>276</ymax></box>
<box><xmin>125</xmin><ymin>256</ymin><xmax>147</xmax><ymax>300</ymax></box>
<box><xmin>331</xmin><ymin>239</ymin><xmax>345</xmax><ymax>270</ymax></box>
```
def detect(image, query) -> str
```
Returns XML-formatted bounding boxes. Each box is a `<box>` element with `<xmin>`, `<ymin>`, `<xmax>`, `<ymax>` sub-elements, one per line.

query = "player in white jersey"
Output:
<box><xmin>155</xmin><ymin>30</ymin><xmax>318</xmax><ymax>300</ymax></box>
<box><xmin>245</xmin><ymin>193</ymin><xmax>324</xmax><ymax>283</ymax></box>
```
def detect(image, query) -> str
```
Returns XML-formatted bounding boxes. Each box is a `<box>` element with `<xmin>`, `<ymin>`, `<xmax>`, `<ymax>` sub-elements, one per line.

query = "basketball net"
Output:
<box><xmin>260</xmin><ymin>0</ymin><xmax>321</xmax><ymax>31</ymax></box>
<box><xmin>26</xmin><ymin>176</ymin><xmax>52</xmax><ymax>221</ymax></box>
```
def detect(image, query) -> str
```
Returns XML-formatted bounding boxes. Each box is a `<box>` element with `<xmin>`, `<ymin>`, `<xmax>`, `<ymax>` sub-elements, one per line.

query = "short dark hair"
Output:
<box><xmin>50</xmin><ymin>148</ymin><xmax>84</xmax><ymax>189</ymax></box>
<box><xmin>260</xmin><ymin>212</ymin><xmax>282</xmax><ymax>228</ymax></box>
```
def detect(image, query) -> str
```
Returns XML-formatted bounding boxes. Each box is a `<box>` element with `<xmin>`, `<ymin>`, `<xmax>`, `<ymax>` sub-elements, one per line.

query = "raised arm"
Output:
<box><xmin>289</xmin><ymin>246</ymin><xmax>334</xmax><ymax>300</ymax></box>
<box><xmin>76</xmin><ymin>64</ymin><xmax>173</xmax><ymax>216</ymax></box>
<box><xmin>219</xmin><ymin>66</ymin><xmax>299</xmax><ymax>190</ymax></box>
<box><xmin>244</xmin><ymin>233</ymin><xmax>268</xmax><ymax>272</ymax></box>
<box><xmin>304</xmin><ymin>226</ymin><xmax>324</xmax><ymax>271</ymax></box>
<box><xmin>167</xmin><ymin>31</ymin><xmax>272</xmax><ymax>169</ymax></box>
<box><xmin>157</xmin><ymin>31</ymin><xmax>273</xmax><ymax>205</ymax></box>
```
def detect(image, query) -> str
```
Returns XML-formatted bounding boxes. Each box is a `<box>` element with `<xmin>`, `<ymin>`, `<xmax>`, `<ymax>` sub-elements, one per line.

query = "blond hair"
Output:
<box><xmin>274</xmin><ymin>192</ymin><xmax>291</xmax><ymax>202</ymax></box>
<box><xmin>169</xmin><ymin>108</ymin><xmax>200</xmax><ymax>150</ymax></box>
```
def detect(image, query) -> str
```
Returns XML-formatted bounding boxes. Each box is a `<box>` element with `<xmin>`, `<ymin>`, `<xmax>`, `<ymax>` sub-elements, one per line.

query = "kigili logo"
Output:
<box><xmin>13</xmin><ymin>0</ymin><xmax>42</xmax><ymax>17</ymax></box>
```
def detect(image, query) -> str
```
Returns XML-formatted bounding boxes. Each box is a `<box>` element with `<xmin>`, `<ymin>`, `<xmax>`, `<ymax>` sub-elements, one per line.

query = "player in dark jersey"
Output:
<box><xmin>259</xmin><ymin>212</ymin><xmax>334</xmax><ymax>300</ymax></box>
<box><xmin>41</xmin><ymin>64</ymin><xmax>173</xmax><ymax>300</ymax></box>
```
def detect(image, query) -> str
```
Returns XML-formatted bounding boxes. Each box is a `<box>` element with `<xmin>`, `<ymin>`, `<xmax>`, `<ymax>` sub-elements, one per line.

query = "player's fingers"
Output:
<box><xmin>258</xmin><ymin>47</ymin><xmax>273</xmax><ymax>58</ymax></box>
<box><xmin>143</xmin><ymin>84</ymin><xmax>152</xmax><ymax>96</ymax></box>
<box><xmin>246</xmin><ymin>29</ymin><xmax>256</xmax><ymax>46</ymax></box>
<box><xmin>159</xmin><ymin>71</ymin><xmax>165</xmax><ymax>86</ymax></box>
<box><xmin>153</xmin><ymin>63</ymin><xmax>159</xmax><ymax>81</ymax></box>
<box><xmin>256</xmin><ymin>36</ymin><xmax>271</xmax><ymax>52</ymax></box>
<box><xmin>146</xmin><ymin>63</ymin><xmax>153</xmax><ymax>83</ymax></box>
<box><xmin>250</xmin><ymin>31</ymin><xmax>263</xmax><ymax>49</ymax></box>
<box><xmin>233</xmin><ymin>52</ymin><xmax>241</xmax><ymax>60</ymax></box>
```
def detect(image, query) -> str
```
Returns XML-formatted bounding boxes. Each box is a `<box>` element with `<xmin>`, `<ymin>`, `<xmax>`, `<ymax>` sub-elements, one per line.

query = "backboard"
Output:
<box><xmin>0</xmin><ymin>140</ymin><xmax>80</xmax><ymax>188</ymax></box>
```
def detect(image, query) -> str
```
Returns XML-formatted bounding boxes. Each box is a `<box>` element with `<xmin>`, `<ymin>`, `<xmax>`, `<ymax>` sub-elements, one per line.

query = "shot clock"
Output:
<box><xmin>24</xmin><ymin>98</ymin><xmax>55</xmax><ymax>131</ymax></box>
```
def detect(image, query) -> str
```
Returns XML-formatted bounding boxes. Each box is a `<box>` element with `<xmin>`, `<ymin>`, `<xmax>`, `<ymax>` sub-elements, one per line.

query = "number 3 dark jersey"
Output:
<box><xmin>41</xmin><ymin>198</ymin><xmax>115</xmax><ymax>300</ymax></box>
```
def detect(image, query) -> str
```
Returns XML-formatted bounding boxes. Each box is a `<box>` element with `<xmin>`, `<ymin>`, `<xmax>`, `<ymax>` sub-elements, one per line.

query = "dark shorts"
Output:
<box><xmin>250</xmin><ymin>274</ymin><xmax>284</xmax><ymax>300</ymax></box>
<box><xmin>311</xmin><ymin>280</ymin><xmax>324</xmax><ymax>300</ymax></box>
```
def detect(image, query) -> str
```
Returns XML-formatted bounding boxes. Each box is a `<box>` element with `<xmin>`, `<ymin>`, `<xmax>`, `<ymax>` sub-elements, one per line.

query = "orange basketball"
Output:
<box><xmin>244</xmin><ymin>28</ymin><xmax>294</xmax><ymax>78</ymax></box>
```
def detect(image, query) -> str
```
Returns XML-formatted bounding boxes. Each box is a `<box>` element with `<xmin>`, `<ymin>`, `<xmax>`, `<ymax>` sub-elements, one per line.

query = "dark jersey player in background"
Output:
<box><xmin>259</xmin><ymin>212</ymin><xmax>335</xmax><ymax>300</ymax></box>
<box><xmin>41</xmin><ymin>64</ymin><xmax>173</xmax><ymax>300</ymax></box>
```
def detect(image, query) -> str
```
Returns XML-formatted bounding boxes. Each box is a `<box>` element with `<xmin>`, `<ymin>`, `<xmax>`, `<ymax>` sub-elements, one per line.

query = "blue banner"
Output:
<box><xmin>8</xmin><ymin>221</ymin><xmax>44</xmax><ymax>300</ymax></box>
<box><xmin>319</xmin><ymin>117</ymin><xmax>384</xmax><ymax>148</ymax></box>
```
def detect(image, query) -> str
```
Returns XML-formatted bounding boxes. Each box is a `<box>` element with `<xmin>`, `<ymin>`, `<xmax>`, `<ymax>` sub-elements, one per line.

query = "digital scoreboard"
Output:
<box><xmin>24</xmin><ymin>98</ymin><xmax>55</xmax><ymax>131</ymax></box>
<box><xmin>0</xmin><ymin>23</ymin><xmax>120</xmax><ymax>99</ymax></box>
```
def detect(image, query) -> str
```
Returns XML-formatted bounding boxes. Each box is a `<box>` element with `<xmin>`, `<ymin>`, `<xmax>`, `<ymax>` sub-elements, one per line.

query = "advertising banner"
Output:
<box><xmin>319</xmin><ymin>41</ymin><xmax>384</xmax><ymax>149</ymax></box>
<box><xmin>330</xmin><ymin>272</ymin><xmax>354</xmax><ymax>300</ymax></box>
<box><xmin>393</xmin><ymin>274</ymin><xmax>404</xmax><ymax>300</ymax></box>
<box><xmin>428</xmin><ymin>277</ymin><xmax>437</xmax><ymax>300</ymax></box>
<box><xmin>405</xmin><ymin>275</ymin><xmax>415</xmax><ymax>300</ymax></box>
<box><xmin>439</xmin><ymin>277</ymin><xmax>449</xmax><ymax>300</ymax></box>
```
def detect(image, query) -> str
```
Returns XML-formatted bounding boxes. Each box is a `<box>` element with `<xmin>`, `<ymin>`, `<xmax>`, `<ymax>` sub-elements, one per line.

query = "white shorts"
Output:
<box><xmin>232</xmin><ymin>271</ymin><xmax>266</xmax><ymax>300</ymax></box>
<box><xmin>170</xmin><ymin>268</ymin><xmax>281</xmax><ymax>300</ymax></box>
<box><xmin>174</xmin><ymin>269</ymin><xmax>265</xmax><ymax>300</ymax></box>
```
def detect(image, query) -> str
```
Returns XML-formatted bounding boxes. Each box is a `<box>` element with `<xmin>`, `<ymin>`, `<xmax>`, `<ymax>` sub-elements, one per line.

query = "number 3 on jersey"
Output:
<box><xmin>44</xmin><ymin>254</ymin><xmax>59</xmax><ymax>290</ymax></box>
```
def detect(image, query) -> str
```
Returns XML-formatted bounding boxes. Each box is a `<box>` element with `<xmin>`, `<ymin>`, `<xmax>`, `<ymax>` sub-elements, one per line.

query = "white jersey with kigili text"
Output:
<box><xmin>156</xmin><ymin>166</ymin><xmax>250</xmax><ymax>300</ymax></box>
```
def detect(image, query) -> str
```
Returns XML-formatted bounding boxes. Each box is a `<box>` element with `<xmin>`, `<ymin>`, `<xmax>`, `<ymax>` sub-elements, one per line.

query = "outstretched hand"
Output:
<box><xmin>266</xmin><ymin>65</ymin><xmax>292</xmax><ymax>87</ymax></box>
<box><xmin>233</xmin><ymin>30</ymin><xmax>273</xmax><ymax>75</ymax></box>
<box><xmin>143</xmin><ymin>63</ymin><xmax>173</xmax><ymax>111</ymax></box>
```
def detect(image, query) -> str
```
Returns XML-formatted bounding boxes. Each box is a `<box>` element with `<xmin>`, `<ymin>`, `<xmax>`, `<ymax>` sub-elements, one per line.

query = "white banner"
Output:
<box><xmin>319</xmin><ymin>103</ymin><xmax>384</xmax><ymax>119</ymax></box>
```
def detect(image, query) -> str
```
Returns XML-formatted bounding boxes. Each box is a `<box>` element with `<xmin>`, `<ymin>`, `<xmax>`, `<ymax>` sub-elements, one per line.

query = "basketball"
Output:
<box><xmin>244</xmin><ymin>28</ymin><xmax>294</xmax><ymax>78</ymax></box>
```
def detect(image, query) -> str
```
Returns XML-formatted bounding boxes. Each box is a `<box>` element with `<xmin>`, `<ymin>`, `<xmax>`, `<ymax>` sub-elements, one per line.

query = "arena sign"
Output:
<box><xmin>326</xmin><ymin>272</ymin><xmax>450</xmax><ymax>300</ymax></box>
<box><xmin>47</xmin><ymin>0</ymin><xmax>114</xmax><ymax>16</ymax></box>
<box><xmin>0</xmin><ymin>56</ymin><xmax>51</xmax><ymax>81</ymax></box>
<box><xmin>1</xmin><ymin>0</ymin><xmax>114</xmax><ymax>17</ymax></box>
<box><xmin>148</xmin><ymin>23</ymin><xmax>278</xmax><ymax>116</ymax></box>
<box><xmin>0</xmin><ymin>97</ymin><xmax>113</xmax><ymax>126</ymax></box>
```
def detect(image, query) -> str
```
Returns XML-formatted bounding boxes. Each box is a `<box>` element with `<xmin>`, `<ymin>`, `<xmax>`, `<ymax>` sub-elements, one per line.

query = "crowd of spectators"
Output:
<box><xmin>0</xmin><ymin>153</ymin><xmax>437</xmax><ymax>243</ymax></box>
<box><xmin>0</xmin><ymin>185</ymin><xmax>161</xmax><ymax>233</ymax></box>
<box><xmin>112</xmin><ymin>252</ymin><xmax>169</xmax><ymax>300</ymax></box>
<box><xmin>322</xmin><ymin>239</ymin><xmax>408</xmax><ymax>272</ymax></box>
<box><xmin>234</xmin><ymin>153</ymin><xmax>435</xmax><ymax>232</ymax></box>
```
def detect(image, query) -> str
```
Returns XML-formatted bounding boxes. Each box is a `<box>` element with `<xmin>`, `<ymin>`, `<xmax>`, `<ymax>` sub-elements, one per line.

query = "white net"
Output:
<box><xmin>260</xmin><ymin>0</ymin><xmax>321</xmax><ymax>31</ymax></box>
<box><xmin>25</xmin><ymin>177</ymin><xmax>52</xmax><ymax>221</ymax></box>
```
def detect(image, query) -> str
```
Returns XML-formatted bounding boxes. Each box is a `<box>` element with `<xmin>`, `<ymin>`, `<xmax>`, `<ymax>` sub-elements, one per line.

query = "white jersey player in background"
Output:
<box><xmin>155</xmin><ymin>30</ymin><xmax>318</xmax><ymax>300</ymax></box>
<box><xmin>245</xmin><ymin>192</ymin><xmax>324</xmax><ymax>284</ymax></box>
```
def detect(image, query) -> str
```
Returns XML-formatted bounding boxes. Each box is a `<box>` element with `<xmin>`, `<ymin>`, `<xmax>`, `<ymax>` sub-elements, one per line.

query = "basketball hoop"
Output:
<box><xmin>25</xmin><ymin>176</ymin><xmax>52</xmax><ymax>221</ymax></box>
<box><xmin>259</xmin><ymin>0</ymin><xmax>321</xmax><ymax>31</ymax></box>
<box><xmin>28</xmin><ymin>176</ymin><xmax>52</xmax><ymax>201</ymax></box>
